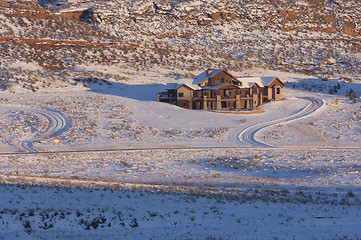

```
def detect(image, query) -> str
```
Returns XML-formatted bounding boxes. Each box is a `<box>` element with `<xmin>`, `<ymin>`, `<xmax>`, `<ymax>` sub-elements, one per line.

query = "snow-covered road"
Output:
<box><xmin>236</xmin><ymin>97</ymin><xmax>325</xmax><ymax>147</ymax></box>
<box><xmin>1</xmin><ymin>106</ymin><xmax>71</xmax><ymax>152</ymax></box>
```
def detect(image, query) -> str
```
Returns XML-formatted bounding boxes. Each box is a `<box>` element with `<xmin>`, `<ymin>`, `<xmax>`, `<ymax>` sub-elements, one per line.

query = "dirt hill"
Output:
<box><xmin>0</xmin><ymin>0</ymin><xmax>360</xmax><ymax>91</ymax></box>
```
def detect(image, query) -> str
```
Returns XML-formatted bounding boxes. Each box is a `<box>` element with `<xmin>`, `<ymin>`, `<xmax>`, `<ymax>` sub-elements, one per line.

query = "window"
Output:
<box><xmin>276</xmin><ymin>87</ymin><xmax>280</xmax><ymax>94</ymax></box>
<box><xmin>178</xmin><ymin>93</ymin><xmax>184</xmax><ymax>97</ymax></box>
<box><xmin>239</xmin><ymin>89</ymin><xmax>242</xmax><ymax>95</ymax></box>
<box><xmin>221</xmin><ymin>77</ymin><xmax>225</xmax><ymax>83</ymax></box>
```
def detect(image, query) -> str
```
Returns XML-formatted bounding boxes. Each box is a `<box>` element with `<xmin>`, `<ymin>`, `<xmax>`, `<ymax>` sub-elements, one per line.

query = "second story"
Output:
<box><xmin>192</xmin><ymin>69</ymin><xmax>243</xmax><ymax>87</ymax></box>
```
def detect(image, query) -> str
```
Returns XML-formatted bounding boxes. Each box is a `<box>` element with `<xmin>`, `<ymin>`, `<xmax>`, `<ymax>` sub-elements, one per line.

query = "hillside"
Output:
<box><xmin>0</xmin><ymin>0</ymin><xmax>360</xmax><ymax>91</ymax></box>
<box><xmin>1</xmin><ymin>2</ymin><xmax>361</xmax><ymax>239</ymax></box>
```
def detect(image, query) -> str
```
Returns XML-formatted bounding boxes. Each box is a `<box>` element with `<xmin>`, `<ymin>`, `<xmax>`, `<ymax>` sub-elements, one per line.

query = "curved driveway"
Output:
<box><xmin>233</xmin><ymin>97</ymin><xmax>325</xmax><ymax>147</ymax></box>
<box><xmin>1</xmin><ymin>106</ymin><xmax>71</xmax><ymax>153</ymax></box>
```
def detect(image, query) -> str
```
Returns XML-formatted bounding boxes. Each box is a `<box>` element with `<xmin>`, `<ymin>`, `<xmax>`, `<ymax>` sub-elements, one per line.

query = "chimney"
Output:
<box><xmin>207</xmin><ymin>69</ymin><xmax>212</xmax><ymax>76</ymax></box>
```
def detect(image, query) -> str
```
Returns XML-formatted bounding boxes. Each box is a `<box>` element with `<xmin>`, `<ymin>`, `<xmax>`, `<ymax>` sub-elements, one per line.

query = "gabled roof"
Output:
<box><xmin>167</xmin><ymin>73</ymin><xmax>284</xmax><ymax>91</ymax></box>
<box><xmin>239</xmin><ymin>81</ymin><xmax>262</xmax><ymax>89</ymax></box>
<box><xmin>166</xmin><ymin>78</ymin><xmax>201</xmax><ymax>90</ymax></box>
<box><xmin>178</xmin><ymin>78</ymin><xmax>201</xmax><ymax>90</ymax></box>
<box><xmin>238</xmin><ymin>76</ymin><xmax>284</xmax><ymax>88</ymax></box>
<box><xmin>192</xmin><ymin>69</ymin><xmax>224</xmax><ymax>86</ymax></box>
<box><xmin>165</xmin><ymin>83</ymin><xmax>178</xmax><ymax>90</ymax></box>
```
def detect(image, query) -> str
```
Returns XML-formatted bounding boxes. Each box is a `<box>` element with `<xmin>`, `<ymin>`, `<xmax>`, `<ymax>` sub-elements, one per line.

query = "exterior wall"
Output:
<box><xmin>177</xmin><ymin>100</ymin><xmax>190</xmax><ymax>109</ymax></box>
<box><xmin>177</xmin><ymin>85</ymin><xmax>194</xmax><ymax>109</ymax></box>
<box><xmin>213</xmin><ymin>85</ymin><xmax>243</xmax><ymax>110</ymax></box>
<box><xmin>265</xmin><ymin>87</ymin><xmax>273</xmax><ymax>101</ymax></box>
<box><xmin>267</xmin><ymin>78</ymin><xmax>284</xmax><ymax>101</ymax></box>
<box><xmin>239</xmin><ymin>88</ymin><xmax>250</xmax><ymax>98</ymax></box>
<box><xmin>262</xmin><ymin>84</ymin><xmax>283</xmax><ymax>101</ymax></box>
<box><xmin>249</xmin><ymin>85</ymin><xmax>261</xmax><ymax>108</ymax></box>
<box><xmin>273</xmin><ymin>85</ymin><xmax>283</xmax><ymax>100</ymax></box>
<box><xmin>177</xmin><ymin>86</ymin><xmax>193</xmax><ymax>100</ymax></box>
<box><xmin>194</xmin><ymin>90</ymin><xmax>202</xmax><ymax>98</ymax></box>
<box><xmin>193</xmin><ymin>101</ymin><xmax>202</xmax><ymax>109</ymax></box>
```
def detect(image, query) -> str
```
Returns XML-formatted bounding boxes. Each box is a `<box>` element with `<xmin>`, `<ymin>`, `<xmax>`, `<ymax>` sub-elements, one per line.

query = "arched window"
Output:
<box><xmin>276</xmin><ymin>87</ymin><xmax>280</xmax><ymax>94</ymax></box>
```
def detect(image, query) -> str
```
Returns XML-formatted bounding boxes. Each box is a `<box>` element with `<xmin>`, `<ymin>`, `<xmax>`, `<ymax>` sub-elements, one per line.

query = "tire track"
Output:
<box><xmin>21</xmin><ymin>108</ymin><xmax>70</xmax><ymax>152</ymax></box>
<box><xmin>1</xmin><ymin>106</ymin><xmax>71</xmax><ymax>153</ymax></box>
<box><xmin>237</xmin><ymin>97</ymin><xmax>325</xmax><ymax>147</ymax></box>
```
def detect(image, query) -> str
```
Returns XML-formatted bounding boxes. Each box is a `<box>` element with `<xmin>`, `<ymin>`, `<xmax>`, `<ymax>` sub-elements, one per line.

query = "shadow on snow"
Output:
<box><xmin>73</xmin><ymin>77</ymin><xmax>168</xmax><ymax>102</ymax></box>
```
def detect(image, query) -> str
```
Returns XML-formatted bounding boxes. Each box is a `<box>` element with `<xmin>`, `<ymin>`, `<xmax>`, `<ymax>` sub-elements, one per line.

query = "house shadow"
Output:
<box><xmin>73</xmin><ymin>77</ymin><xmax>169</xmax><ymax>102</ymax></box>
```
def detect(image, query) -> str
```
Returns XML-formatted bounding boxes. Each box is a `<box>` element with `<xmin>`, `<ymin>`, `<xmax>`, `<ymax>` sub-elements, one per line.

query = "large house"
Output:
<box><xmin>158</xmin><ymin>69</ymin><xmax>285</xmax><ymax>110</ymax></box>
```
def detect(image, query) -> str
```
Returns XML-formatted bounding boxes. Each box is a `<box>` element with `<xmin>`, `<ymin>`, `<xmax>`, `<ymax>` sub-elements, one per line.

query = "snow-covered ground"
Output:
<box><xmin>0</xmin><ymin>184</ymin><xmax>360</xmax><ymax>240</ymax></box>
<box><xmin>1</xmin><ymin>147</ymin><xmax>361</xmax><ymax>190</ymax></box>
<box><xmin>0</xmin><ymin>69</ymin><xmax>360</xmax><ymax>239</ymax></box>
<box><xmin>0</xmin><ymin>69</ymin><xmax>360</xmax><ymax>152</ymax></box>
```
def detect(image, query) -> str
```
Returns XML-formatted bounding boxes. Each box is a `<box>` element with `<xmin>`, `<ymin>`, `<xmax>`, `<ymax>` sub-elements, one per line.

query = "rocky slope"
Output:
<box><xmin>0</xmin><ymin>0</ymin><xmax>360</xmax><ymax>91</ymax></box>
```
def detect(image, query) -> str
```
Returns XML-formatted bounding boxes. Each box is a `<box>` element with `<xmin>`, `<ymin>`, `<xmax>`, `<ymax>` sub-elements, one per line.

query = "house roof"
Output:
<box><xmin>166</xmin><ymin>78</ymin><xmax>200</xmax><ymax>90</ymax></box>
<box><xmin>167</xmin><ymin>74</ymin><xmax>283</xmax><ymax>91</ymax></box>
<box><xmin>165</xmin><ymin>83</ymin><xmax>178</xmax><ymax>90</ymax></box>
<box><xmin>238</xmin><ymin>76</ymin><xmax>282</xmax><ymax>88</ymax></box>
<box><xmin>171</xmin><ymin>78</ymin><xmax>201</xmax><ymax>90</ymax></box>
<box><xmin>192</xmin><ymin>69</ymin><xmax>224</xmax><ymax>85</ymax></box>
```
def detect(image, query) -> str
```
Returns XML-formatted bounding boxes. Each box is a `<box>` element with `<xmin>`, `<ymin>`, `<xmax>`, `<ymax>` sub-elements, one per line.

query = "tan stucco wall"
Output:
<box><xmin>177</xmin><ymin>86</ymin><xmax>193</xmax><ymax>100</ymax></box>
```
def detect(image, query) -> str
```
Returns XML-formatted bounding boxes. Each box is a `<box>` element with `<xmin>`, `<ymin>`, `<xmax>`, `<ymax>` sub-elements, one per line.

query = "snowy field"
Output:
<box><xmin>0</xmin><ymin>69</ymin><xmax>360</xmax><ymax>239</ymax></box>
<box><xmin>0</xmin><ymin>69</ymin><xmax>360</xmax><ymax>152</ymax></box>
<box><xmin>1</xmin><ymin>148</ymin><xmax>361</xmax><ymax>190</ymax></box>
<box><xmin>0</xmin><ymin>183</ymin><xmax>360</xmax><ymax>240</ymax></box>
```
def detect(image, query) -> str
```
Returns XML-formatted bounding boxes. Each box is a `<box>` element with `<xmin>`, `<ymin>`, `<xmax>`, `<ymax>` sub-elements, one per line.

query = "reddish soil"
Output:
<box><xmin>0</xmin><ymin>36</ymin><xmax>142</xmax><ymax>50</ymax></box>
